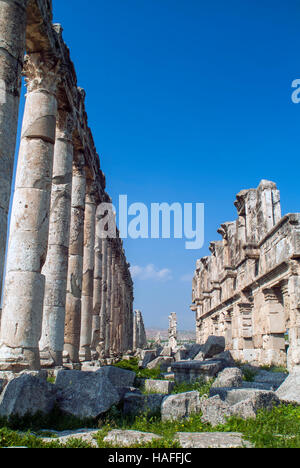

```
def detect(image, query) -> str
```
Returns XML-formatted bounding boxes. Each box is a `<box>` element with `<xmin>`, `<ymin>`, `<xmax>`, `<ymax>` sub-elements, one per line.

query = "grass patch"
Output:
<box><xmin>172</xmin><ymin>378</ymin><xmax>214</xmax><ymax>398</ymax></box>
<box><xmin>0</xmin><ymin>403</ymin><xmax>300</xmax><ymax>448</ymax></box>
<box><xmin>113</xmin><ymin>357</ymin><xmax>162</xmax><ymax>380</ymax></box>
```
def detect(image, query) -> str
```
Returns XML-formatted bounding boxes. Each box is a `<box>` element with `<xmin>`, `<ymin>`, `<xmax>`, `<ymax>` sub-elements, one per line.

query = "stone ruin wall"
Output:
<box><xmin>191</xmin><ymin>180</ymin><xmax>300</xmax><ymax>370</ymax></box>
<box><xmin>0</xmin><ymin>0</ymin><xmax>137</xmax><ymax>371</ymax></box>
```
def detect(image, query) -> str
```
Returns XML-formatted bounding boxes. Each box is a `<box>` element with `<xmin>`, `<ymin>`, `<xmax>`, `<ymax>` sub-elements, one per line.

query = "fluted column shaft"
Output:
<box><xmin>0</xmin><ymin>0</ymin><xmax>28</xmax><ymax>301</ymax></box>
<box><xmin>0</xmin><ymin>53</ymin><xmax>59</xmax><ymax>370</ymax></box>
<box><xmin>80</xmin><ymin>184</ymin><xmax>97</xmax><ymax>361</ymax></box>
<box><xmin>64</xmin><ymin>155</ymin><xmax>86</xmax><ymax>363</ymax></box>
<box><xmin>40</xmin><ymin>110</ymin><xmax>74</xmax><ymax>366</ymax></box>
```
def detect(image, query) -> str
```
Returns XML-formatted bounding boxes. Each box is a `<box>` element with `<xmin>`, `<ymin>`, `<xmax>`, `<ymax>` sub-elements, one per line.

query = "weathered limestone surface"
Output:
<box><xmin>168</xmin><ymin>312</ymin><xmax>177</xmax><ymax>350</ymax></box>
<box><xmin>0</xmin><ymin>0</ymin><xmax>28</xmax><ymax>302</ymax></box>
<box><xmin>133</xmin><ymin>310</ymin><xmax>148</xmax><ymax>350</ymax></box>
<box><xmin>0</xmin><ymin>0</ymin><xmax>134</xmax><ymax>370</ymax></box>
<box><xmin>64</xmin><ymin>156</ymin><xmax>86</xmax><ymax>364</ymax></box>
<box><xmin>40</xmin><ymin>109</ymin><xmax>74</xmax><ymax>366</ymax></box>
<box><xmin>191</xmin><ymin>180</ymin><xmax>300</xmax><ymax>369</ymax></box>
<box><xmin>80</xmin><ymin>183</ymin><xmax>97</xmax><ymax>361</ymax></box>
<box><xmin>0</xmin><ymin>52</ymin><xmax>59</xmax><ymax>370</ymax></box>
<box><xmin>103</xmin><ymin>430</ymin><xmax>162</xmax><ymax>447</ymax></box>
<box><xmin>175</xmin><ymin>432</ymin><xmax>252</xmax><ymax>449</ymax></box>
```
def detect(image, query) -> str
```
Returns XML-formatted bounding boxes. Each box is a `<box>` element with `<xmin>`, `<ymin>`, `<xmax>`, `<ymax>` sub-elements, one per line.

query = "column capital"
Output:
<box><xmin>23</xmin><ymin>53</ymin><xmax>61</xmax><ymax>94</ymax></box>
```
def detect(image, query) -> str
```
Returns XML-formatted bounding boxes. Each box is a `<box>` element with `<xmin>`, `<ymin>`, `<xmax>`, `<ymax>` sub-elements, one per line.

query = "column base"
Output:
<box><xmin>0</xmin><ymin>344</ymin><xmax>40</xmax><ymax>371</ymax></box>
<box><xmin>79</xmin><ymin>345</ymin><xmax>92</xmax><ymax>362</ymax></box>
<box><xmin>40</xmin><ymin>348</ymin><xmax>63</xmax><ymax>368</ymax></box>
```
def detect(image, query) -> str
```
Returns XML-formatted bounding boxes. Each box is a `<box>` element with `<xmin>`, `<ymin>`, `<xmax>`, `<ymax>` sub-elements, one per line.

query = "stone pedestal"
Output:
<box><xmin>0</xmin><ymin>0</ymin><xmax>28</xmax><ymax>301</ymax></box>
<box><xmin>40</xmin><ymin>110</ymin><xmax>74</xmax><ymax>366</ymax></box>
<box><xmin>0</xmin><ymin>53</ymin><xmax>59</xmax><ymax>370</ymax></box>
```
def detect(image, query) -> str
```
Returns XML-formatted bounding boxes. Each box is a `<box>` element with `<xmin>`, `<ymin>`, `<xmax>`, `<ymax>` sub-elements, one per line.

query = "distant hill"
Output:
<box><xmin>146</xmin><ymin>328</ymin><xmax>196</xmax><ymax>342</ymax></box>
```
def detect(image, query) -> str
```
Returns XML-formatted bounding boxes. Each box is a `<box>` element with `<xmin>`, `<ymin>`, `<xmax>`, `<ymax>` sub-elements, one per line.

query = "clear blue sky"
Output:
<box><xmin>11</xmin><ymin>0</ymin><xmax>300</xmax><ymax>330</ymax></box>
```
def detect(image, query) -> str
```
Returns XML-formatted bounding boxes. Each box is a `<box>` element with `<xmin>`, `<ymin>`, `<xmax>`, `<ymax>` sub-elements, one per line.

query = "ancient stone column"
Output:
<box><xmin>0</xmin><ymin>53</ymin><xmax>59</xmax><ymax>370</ymax></box>
<box><xmin>39</xmin><ymin>109</ymin><xmax>74</xmax><ymax>366</ymax></box>
<box><xmin>0</xmin><ymin>0</ymin><xmax>28</xmax><ymax>302</ymax></box>
<box><xmin>105</xmin><ymin>241</ymin><xmax>112</xmax><ymax>356</ymax></box>
<box><xmin>80</xmin><ymin>182</ymin><xmax>97</xmax><ymax>361</ymax></box>
<box><xmin>64</xmin><ymin>154</ymin><xmax>86</xmax><ymax>364</ymax></box>
<box><xmin>168</xmin><ymin>312</ymin><xmax>178</xmax><ymax>350</ymax></box>
<box><xmin>109</xmin><ymin>247</ymin><xmax>116</xmax><ymax>355</ymax></box>
<box><xmin>98</xmin><ymin>238</ymin><xmax>107</xmax><ymax>357</ymax></box>
<box><xmin>91</xmin><ymin>220</ymin><xmax>102</xmax><ymax>357</ymax></box>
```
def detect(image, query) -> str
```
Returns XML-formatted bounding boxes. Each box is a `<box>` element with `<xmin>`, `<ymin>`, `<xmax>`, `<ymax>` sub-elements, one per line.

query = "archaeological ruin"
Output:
<box><xmin>191</xmin><ymin>180</ymin><xmax>300</xmax><ymax>370</ymax></box>
<box><xmin>0</xmin><ymin>0</ymin><xmax>137</xmax><ymax>371</ymax></box>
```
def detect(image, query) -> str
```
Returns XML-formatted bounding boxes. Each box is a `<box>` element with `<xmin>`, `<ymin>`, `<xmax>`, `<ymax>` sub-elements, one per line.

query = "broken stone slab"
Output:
<box><xmin>0</xmin><ymin>374</ymin><xmax>56</xmax><ymax>418</ymax></box>
<box><xmin>201</xmin><ymin>336</ymin><xmax>225</xmax><ymax>359</ymax></box>
<box><xmin>175</xmin><ymin>432</ymin><xmax>252</xmax><ymax>448</ymax></box>
<box><xmin>276</xmin><ymin>368</ymin><xmax>300</xmax><ymax>404</ymax></box>
<box><xmin>123</xmin><ymin>393</ymin><xmax>164</xmax><ymax>417</ymax></box>
<box><xmin>144</xmin><ymin>379</ymin><xmax>175</xmax><ymax>394</ymax></box>
<box><xmin>55</xmin><ymin>370</ymin><xmax>120</xmax><ymax>419</ymax></box>
<box><xmin>41</xmin><ymin>429</ymin><xmax>100</xmax><ymax>447</ymax></box>
<box><xmin>139</xmin><ymin>350</ymin><xmax>156</xmax><ymax>368</ymax></box>
<box><xmin>103</xmin><ymin>430</ymin><xmax>162</xmax><ymax>447</ymax></box>
<box><xmin>96</xmin><ymin>366</ymin><xmax>136</xmax><ymax>387</ymax></box>
<box><xmin>209</xmin><ymin>387</ymin><xmax>279</xmax><ymax>407</ymax></box>
<box><xmin>184</xmin><ymin>343</ymin><xmax>203</xmax><ymax>360</ymax></box>
<box><xmin>174</xmin><ymin>349</ymin><xmax>188</xmax><ymax>361</ymax></box>
<box><xmin>214</xmin><ymin>351</ymin><xmax>236</xmax><ymax>368</ymax></box>
<box><xmin>172</xmin><ymin>360</ymin><xmax>224</xmax><ymax>383</ymax></box>
<box><xmin>200</xmin><ymin>395</ymin><xmax>232</xmax><ymax>426</ymax></box>
<box><xmin>146</xmin><ymin>356</ymin><xmax>174</xmax><ymax>372</ymax></box>
<box><xmin>254</xmin><ymin>370</ymin><xmax>288</xmax><ymax>388</ymax></box>
<box><xmin>211</xmin><ymin>367</ymin><xmax>243</xmax><ymax>389</ymax></box>
<box><xmin>241</xmin><ymin>381</ymin><xmax>277</xmax><ymax>391</ymax></box>
<box><xmin>201</xmin><ymin>390</ymin><xmax>280</xmax><ymax>427</ymax></box>
<box><xmin>161</xmin><ymin>391</ymin><xmax>201</xmax><ymax>421</ymax></box>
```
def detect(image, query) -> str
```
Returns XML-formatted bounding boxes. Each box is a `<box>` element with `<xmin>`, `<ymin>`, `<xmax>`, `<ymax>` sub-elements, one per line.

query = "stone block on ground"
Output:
<box><xmin>185</xmin><ymin>343</ymin><xmax>203</xmax><ymax>360</ymax></box>
<box><xmin>211</xmin><ymin>367</ymin><xmax>243</xmax><ymax>389</ymax></box>
<box><xmin>172</xmin><ymin>360</ymin><xmax>224</xmax><ymax>383</ymax></box>
<box><xmin>254</xmin><ymin>370</ymin><xmax>288</xmax><ymax>389</ymax></box>
<box><xmin>276</xmin><ymin>369</ymin><xmax>300</xmax><ymax>404</ymax></box>
<box><xmin>96</xmin><ymin>366</ymin><xmax>136</xmax><ymax>387</ymax></box>
<box><xmin>103</xmin><ymin>430</ymin><xmax>162</xmax><ymax>447</ymax></box>
<box><xmin>147</xmin><ymin>356</ymin><xmax>174</xmax><ymax>372</ymax></box>
<box><xmin>0</xmin><ymin>374</ymin><xmax>56</xmax><ymax>418</ymax></box>
<box><xmin>175</xmin><ymin>432</ymin><xmax>252</xmax><ymax>448</ymax></box>
<box><xmin>200</xmin><ymin>395</ymin><xmax>232</xmax><ymax>426</ymax></box>
<box><xmin>144</xmin><ymin>379</ymin><xmax>175</xmax><ymax>394</ymax></box>
<box><xmin>41</xmin><ymin>429</ymin><xmax>100</xmax><ymax>447</ymax></box>
<box><xmin>161</xmin><ymin>391</ymin><xmax>201</xmax><ymax>421</ymax></box>
<box><xmin>139</xmin><ymin>350</ymin><xmax>156</xmax><ymax>368</ymax></box>
<box><xmin>201</xmin><ymin>336</ymin><xmax>225</xmax><ymax>359</ymax></box>
<box><xmin>55</xmin><ymin>370</ymin><xmax>120</xmax><ymax>419</ymax></box>
<box><xmin>123</xmin><ymin>393</ymin><xmax>164</xmax><ymax>416</ymax></box>
<box><xmin>209</xmin><ymin>387</ymin><xmax>279</xmax><ymax>407</ymax></box>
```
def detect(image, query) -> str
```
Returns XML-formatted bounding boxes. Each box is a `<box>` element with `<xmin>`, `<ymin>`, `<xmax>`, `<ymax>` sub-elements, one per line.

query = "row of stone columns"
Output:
<box><xmin>0</xmin><ymin>40</ymin><xmax>134</xmax><ymax>369</ymax></box>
